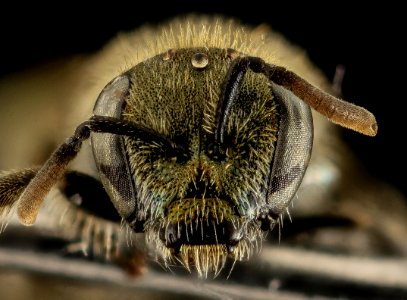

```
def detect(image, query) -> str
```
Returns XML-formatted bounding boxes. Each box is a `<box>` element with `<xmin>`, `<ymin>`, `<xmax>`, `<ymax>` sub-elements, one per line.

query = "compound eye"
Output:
<box><xmin>91</xmin><ymin>74</ymin><xmax>137</xmax><ymax>220</ymax></box>
<box><xmin>213</xmin><ymin>55</ymin><xmax>313</xmax><ymax>218</ymax></box>
<box><xmin>265</xmin><ymin>82</ymin><xmax>313</xmax><ymax>216</ymax></box>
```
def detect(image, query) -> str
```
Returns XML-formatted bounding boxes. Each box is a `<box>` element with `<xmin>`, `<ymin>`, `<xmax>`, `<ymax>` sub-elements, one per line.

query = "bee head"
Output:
<box><xmin>91</xmin><ymin>47</ymin><xmax>315</xmax><ymax>277</ymax></box>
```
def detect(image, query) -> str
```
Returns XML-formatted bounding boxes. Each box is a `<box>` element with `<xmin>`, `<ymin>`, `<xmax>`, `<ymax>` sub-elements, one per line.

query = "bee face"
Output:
<box><xmin>91</xmin><ymin>47</ymin><xmax>314</xmax><ymax>275</ymax></box>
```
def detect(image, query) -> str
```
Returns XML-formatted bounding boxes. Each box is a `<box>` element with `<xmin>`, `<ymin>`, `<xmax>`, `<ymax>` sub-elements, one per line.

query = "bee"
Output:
<box><xmin>0</xmin><ymin>15</ymin><xmax>377</xmax><ymax>278</ymax></box>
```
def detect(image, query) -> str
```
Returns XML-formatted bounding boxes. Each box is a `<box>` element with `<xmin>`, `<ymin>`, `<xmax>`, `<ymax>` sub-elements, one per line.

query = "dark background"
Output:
<box><xmin>0</xmin><ymin>2</ymin><xmax>405</xmax><ymax>197</ymax></box>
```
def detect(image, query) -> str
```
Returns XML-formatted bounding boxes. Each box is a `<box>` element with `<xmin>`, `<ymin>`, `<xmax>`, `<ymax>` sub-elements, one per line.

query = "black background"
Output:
<box><xmin>0</xmin><ymin>2</ymin><xmax>405</xmax><ymax>197</ymax></box>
